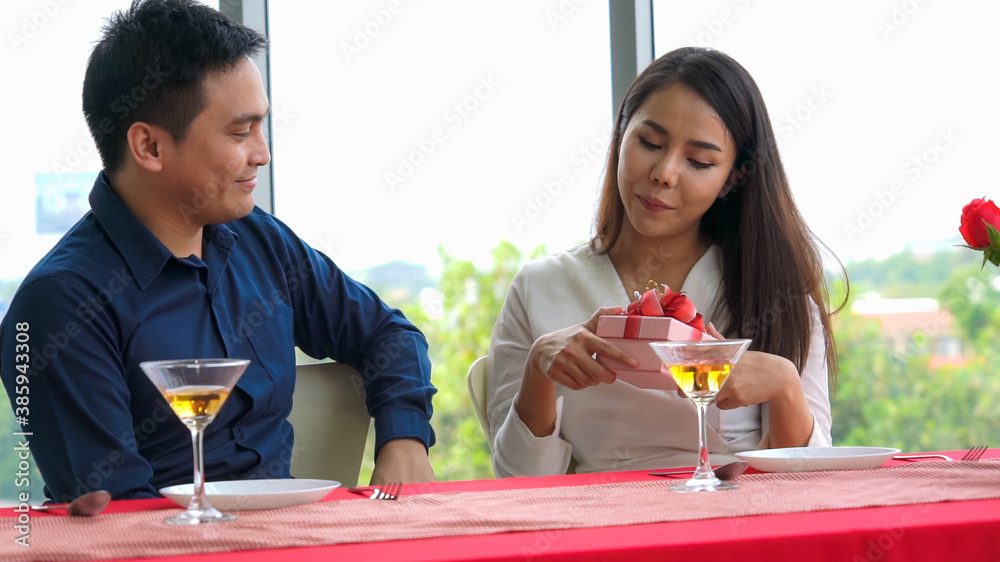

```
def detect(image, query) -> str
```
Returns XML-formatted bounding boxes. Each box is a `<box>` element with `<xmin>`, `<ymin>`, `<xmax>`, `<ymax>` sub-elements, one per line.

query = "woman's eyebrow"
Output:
<box><xmin>641</xmin><ymin>119</ymin><xmax>722</xmax><ymax>152</ymax></box>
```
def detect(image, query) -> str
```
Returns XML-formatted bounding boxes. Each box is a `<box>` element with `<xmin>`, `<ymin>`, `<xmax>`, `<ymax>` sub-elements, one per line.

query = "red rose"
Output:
<box><xmin>958</xmin><ymin>197</ymin><xmax>1000</xmax><ymax>249</ymax></box>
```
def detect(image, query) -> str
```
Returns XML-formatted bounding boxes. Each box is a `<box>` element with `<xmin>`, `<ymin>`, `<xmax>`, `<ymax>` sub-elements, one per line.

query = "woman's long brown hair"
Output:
<box><xmin>591</xmin><ymin>47</ymin><xmax>846</xmax><ymax>382</ymax></box>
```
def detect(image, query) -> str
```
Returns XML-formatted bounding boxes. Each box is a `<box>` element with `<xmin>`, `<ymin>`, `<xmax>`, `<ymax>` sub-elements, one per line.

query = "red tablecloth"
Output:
<box><xmin>10</xmin><ymin>449</ymin><xmax>1000</xmax><ymax>561</ymax></box>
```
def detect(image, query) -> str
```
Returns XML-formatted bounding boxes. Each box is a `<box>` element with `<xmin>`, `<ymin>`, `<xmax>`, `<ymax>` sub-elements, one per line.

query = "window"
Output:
<box><xmin>652</xmin><ymin>1</ymin><xmax>1000</xmax><ymax>451</ymax></box>
<box><xmin>268</xmin><ymin>0</ymin><xmax>611</xmax><ymax>274</ymax></box>
<box><xmin>268</xmin><ymin>1</ymin><xmax>613</xmax><ymax>481</ymax></box>
<box><xmin>652</xmin><ymin>0</ymin><xmax>999</xmax><ymax>263</ymax></box>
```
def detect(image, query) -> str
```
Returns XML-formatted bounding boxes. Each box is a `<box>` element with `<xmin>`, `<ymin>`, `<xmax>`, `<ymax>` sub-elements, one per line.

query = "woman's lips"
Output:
<box><xmin>639</xmin><ymin>195</ymin><xmax>671</xmax><ymax>212</ymax></box>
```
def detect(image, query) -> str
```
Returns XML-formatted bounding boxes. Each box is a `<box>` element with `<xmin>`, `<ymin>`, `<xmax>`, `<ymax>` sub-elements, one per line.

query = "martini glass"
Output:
<box><xmin>649</xmin><ymin>339</ymin><xmax>751</xmax><ymax>493</ymax></box>
<box><xmin>140</xmin><ymin>358</ymin><xmax>250</xmax><ymax>524</ymax></box>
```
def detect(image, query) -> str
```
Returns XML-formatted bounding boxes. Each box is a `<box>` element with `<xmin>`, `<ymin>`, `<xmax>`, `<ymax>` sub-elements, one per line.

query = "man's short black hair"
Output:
<box><xmin>82</xmin><ymin>0</ymin><xmax>267</xmax><ymax>174</ymax></box>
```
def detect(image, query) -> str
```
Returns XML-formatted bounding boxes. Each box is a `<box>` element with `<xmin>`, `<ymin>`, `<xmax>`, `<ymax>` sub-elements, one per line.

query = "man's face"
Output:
<box><xmin>160</xmin><ymin>57</ymin><xmax>271</xmax><ymax>225</ymax></box>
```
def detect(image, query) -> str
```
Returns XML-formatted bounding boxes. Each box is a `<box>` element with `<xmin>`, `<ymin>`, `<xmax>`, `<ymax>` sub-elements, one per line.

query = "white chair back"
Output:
<box><xmin>466</xmin><ymin>355</ymin><xmax>490</xmax><ymax>449</ymax></box>
<box><xmin>289</xmin><ymin>362</ymin><xmax>371</xmax><ymax>487</ymax></box>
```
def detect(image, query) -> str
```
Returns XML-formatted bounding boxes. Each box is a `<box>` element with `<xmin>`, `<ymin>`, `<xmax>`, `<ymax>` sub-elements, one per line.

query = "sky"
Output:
<box><xmin>1</xmin><ymin>0</ymin><xmax>998</xmax><ymax>281</ymax></box>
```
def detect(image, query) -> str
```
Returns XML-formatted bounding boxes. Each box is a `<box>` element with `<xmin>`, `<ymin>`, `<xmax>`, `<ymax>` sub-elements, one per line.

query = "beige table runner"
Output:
<box><xmin>2</xmin><ymin>461</ymin><xmax>999</xmax><ymax>561</ymax></box>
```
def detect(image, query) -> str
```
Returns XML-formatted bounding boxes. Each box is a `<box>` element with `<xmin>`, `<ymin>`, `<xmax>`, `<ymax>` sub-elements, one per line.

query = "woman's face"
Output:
<box><xmin>616</xmin><ymin>83</ymin><xmax>738</xmax><ymax>242</ymax></box>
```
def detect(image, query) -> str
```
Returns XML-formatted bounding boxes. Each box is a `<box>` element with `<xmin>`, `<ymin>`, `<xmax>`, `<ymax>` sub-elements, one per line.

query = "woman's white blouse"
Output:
<box><xmin>487</xmin><ymin>244</ymin><xmax>833</xmax><ymax>477</ymax></box>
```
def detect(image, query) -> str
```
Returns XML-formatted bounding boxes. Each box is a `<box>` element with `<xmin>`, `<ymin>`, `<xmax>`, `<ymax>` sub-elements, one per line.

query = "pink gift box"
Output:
<box><xmin>595</xmin><ymin>315</ymin><xmax>714</xmax><ymax>390</ymax></box>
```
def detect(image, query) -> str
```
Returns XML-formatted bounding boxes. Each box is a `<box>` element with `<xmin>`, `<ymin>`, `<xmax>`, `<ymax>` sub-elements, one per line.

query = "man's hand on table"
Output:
<box><xmin>370</xmin><ymin>438</ymin><xmax>437</xmax><ymax>484</ymax></box>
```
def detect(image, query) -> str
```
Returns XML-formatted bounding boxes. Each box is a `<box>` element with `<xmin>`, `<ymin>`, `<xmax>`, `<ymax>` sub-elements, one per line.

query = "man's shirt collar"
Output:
<box><xmin>88</xmin><ymin>172</ymin><xmax>237</xmax><ymax>291</ymax></box>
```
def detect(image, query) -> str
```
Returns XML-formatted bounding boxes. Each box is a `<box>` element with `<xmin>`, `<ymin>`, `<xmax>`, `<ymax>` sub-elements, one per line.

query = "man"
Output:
<box><xmin>0</xmin><ymin>0</ymin><xmax>436</xmax><ymax>501</ymax></box>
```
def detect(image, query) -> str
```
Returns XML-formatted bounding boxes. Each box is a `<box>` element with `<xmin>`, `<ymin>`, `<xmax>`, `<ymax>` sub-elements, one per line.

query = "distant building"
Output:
<box><xmin>851</xmin><ymin>295</ymin><xmax>968</xmax><ymax>368</ymax></box>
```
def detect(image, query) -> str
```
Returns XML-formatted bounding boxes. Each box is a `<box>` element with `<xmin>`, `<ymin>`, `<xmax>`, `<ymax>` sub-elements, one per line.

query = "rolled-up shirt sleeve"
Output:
<box><xmin>265</xmin><ymin>217</ymin><xmax>436</xmax><ymax>455</ymax></box>
<box><xmin>493</xmin><ymin>394</ymin><xmax>573</xmax><ymax>477</ymax></box>
<box><xmin>487</xmin><ymin>271</ymin><xmax>573</xmax><ymax>477</ymax></box>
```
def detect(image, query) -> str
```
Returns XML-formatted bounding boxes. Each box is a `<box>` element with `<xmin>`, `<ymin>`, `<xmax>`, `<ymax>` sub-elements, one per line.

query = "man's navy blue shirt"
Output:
<box><xmin>0</xmin><ymin>173</ymin><xmax>436</xmax><ymax>501</ymax></box>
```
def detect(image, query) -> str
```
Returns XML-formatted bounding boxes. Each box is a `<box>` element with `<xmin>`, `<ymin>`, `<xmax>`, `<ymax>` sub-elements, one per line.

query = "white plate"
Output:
<box><xmin>159</xmin><ymin>478</ymin><xmax>340</xmax><ymax>510</ymax></box>
<box><xmin>735</xmin><ymin>446</ymin><xmax>901</xmax><ymax>472</ymax></box>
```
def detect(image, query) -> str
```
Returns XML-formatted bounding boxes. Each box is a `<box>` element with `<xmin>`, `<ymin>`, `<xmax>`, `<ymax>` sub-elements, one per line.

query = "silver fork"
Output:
<box><xmin>961</xmin><ymin>445</ymin><xmax>988</xmax><ymax>461</ymax></box>
<box><xmin>371</xmin><ymin>481</ymin><xmax>402</xmax><ymax>500</ymax></box>
<box><xmin>894</xmin><ymin>445</ymin><xmax>988</xmax><ymax>462</ymax></box>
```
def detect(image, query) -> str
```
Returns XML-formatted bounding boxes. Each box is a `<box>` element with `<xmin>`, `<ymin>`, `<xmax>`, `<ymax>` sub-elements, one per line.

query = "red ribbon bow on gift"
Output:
<box><xmin>625</xmin><ymin>286</ymin><xmax>707</xmax><ymax>333</ymax></box>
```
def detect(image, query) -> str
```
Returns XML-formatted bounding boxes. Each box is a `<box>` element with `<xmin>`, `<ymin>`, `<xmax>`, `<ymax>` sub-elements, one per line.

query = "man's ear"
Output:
<box><xmin>719</xmin><ymin>164</ymin><xmax>745</xmax><ymax>198</ymax></box>
<box><xmin>125</xmin><ymin>121</ymin><xmax>166</xmax><ymax>172</ymax></box>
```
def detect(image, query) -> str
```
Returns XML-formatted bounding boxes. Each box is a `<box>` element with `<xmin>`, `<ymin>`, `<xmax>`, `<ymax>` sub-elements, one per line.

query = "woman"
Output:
<box><xmin>487</xmin><ymin>47</ymin><xmax>843</xmax><ymax>477</ymax></box>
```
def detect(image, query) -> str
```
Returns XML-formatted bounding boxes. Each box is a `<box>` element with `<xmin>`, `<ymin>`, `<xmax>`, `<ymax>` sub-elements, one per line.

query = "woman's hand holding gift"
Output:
<box><xmin>515</xmin><ymin>307</ymin><xmax>637</xmax><ymax>437</ymax></box>
<box><xmin>526</xmin><ymin>307</ymin><xmax>637</xmax><ymax>390</ymax></box>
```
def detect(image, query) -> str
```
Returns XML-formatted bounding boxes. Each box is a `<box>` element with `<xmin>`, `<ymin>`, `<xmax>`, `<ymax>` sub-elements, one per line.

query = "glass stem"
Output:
<box><xmin>188</xmin><ymin>426</ymin><xmax>208</xmax><ymax>512</ymax></box>
<box><xmin>692</xmin><ymin>401</ymin><xmax>714</xmax><ymax>480</ymax></box>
